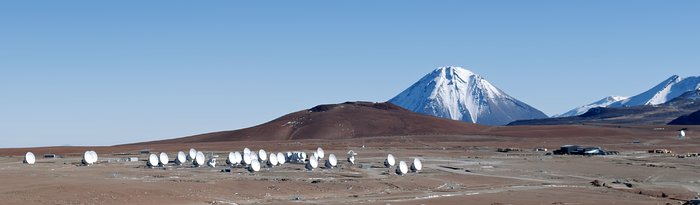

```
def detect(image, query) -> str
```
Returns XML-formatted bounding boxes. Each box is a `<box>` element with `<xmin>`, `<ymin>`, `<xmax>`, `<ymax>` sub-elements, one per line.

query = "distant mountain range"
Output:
<box><xmin>510</xmin><ymin>90</ymin><xmax>700</xmax><ymax>126</ymax></box>
<box><xmin>556</xmin><ymin>75</ymin><xmax>700</xmax><ymax>117</ymax></box>
<box><xmin>389</xmin><ymin>66</ymin><xmax>547</xmax><ymax>125</ymax></box>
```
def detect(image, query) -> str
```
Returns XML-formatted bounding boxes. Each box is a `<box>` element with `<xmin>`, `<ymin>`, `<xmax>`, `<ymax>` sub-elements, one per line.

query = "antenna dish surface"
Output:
<box><xmin>269</xmin><ymin>153</ymin><xmax>278</xmax><ymax>166</ymax></box>
<box><xmin>396</xmin><ymin>161</ymin><xmax>408</xmax><ymax>175</ymax></box>
<box><xmin>243</xmin><ymin>153</ymin><xmax>252</xmax><ymax>165</ymax></box>
<box><xmin>194</xmin><ymin>151</ymin><xmax>205</xmax><ymax>167</ymax></box>
<box><xmin>317</xmin><ymin>147</ymin><xmax>325</xmax><ymax>159</ymax></box>
<box><xmin>276</xmin><ymin>152</ymin><xmax>285</xmax><ymax>165</ymax></box>
<box><xmin>411</xmin><ymin>158</ymin><xmax>422</xmax><ymax>172</ymax></box>
<box><xmin>159</xmin><ymin>152</ymin><xmax>169</xmax><ymax>166</ymax></box>
<box><xmin>188</xmin><ymin>148</ymin><xmax>197</xmax><ymax>161</ymax></box>
<box><xmin>176</xmin><ymin>151</ymin><xmax>187</xmax><ymax>165</ymax></box>
<box><xmin>250</xmin><ymin>160</ymin><xmax>261</xmax><ymax>172</ymax></box>
<box><xmin>325</xmin><ymin>154</ymin><xmax>337</xmax><ymax>168</ymax></box>
<box><xmin>384</xmin><ymin>154</ymin><xmax>396</xmax><ymax>167</ymax></box>
<box><xmin>243</xmin><ymin>148</ymin><xmax>251</xmax><ymax>155</ymax></box>
<box><xmin>258</xmin><ymin>149</ymin><xmax>268</xmax><ymax>161</ymax></box>
<box><xmin>148</xmin><ymin>154</ymin><xmax>159</xmax><ymax>167</ymax></box>
<box><xmin>24</xmin><ymin>152</ymin><xmax>36</xmax><ymax>164</ymax></box>
<box><xmin>83</xmin><ymin>151</ymin><xmax>95</xmax><ymax>165</ymax></box>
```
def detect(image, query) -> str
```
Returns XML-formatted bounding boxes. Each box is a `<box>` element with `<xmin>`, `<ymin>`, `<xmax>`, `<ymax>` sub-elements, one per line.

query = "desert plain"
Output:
<box><xmin>1</xmin><ymin>125</ymin><xmax>699</xmax><ymax>205</ymax></box>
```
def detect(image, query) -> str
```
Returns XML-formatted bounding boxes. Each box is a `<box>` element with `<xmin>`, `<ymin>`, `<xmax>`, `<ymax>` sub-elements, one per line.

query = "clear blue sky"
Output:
<box><xmin>1</xmin><ymin>1</ymin><xmax>698</xmax><ymax>147</ymax></box>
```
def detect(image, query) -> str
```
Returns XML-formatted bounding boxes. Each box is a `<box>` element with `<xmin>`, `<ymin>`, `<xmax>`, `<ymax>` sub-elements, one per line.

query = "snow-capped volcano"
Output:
<box><xmin>609</xmin><ymin>75</ymin><xmax>700</xmax><ymax>107</ymax></box>
<box><xmin>388</xmin><ymin>66</ymin><xmax>547</xmax><ymax>125</ymax></box>
<box><xmin>554</xmin><ymin>96</ymin><xmax>628</xmax><ymax>117</ymax></box>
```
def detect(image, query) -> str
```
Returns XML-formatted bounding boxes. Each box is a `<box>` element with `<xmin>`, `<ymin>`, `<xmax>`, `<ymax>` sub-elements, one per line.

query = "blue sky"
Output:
<box><xmin>1</xmin><ymin>1</ymin><xmax>698</xmax><ymax>147</ymax></box>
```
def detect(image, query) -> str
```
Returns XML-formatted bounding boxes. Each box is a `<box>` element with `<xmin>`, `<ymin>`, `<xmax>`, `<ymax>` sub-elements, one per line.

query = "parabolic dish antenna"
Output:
<box><xmin>83</xmin><ymin>151</ymin><xmax>95</xmax><ymax>165</ymax></box>
<box><xmin>396</xmin><ymin>160</ymin><xmax>408</xmax><ymax>175</ymax></box>
<box><xmin>176</xmin><ymin>151</ymin><xmax>187</xmax><ymax>165</ymax></box>
<box><xmin>310</xmin><ymin>155</ymin><xmax>318</xmax><ymax>168</ymax></box>
<box><xmin>24</xmin><ymin>152</ymin><xmax>36</xmax><ymax>165</ymax></box>
<box><xmin>276</xmin><ymin>152</ymin><xmax>285</xmax><ymax>165</ymax></box>
<box><xmin>243</xmin><ymin>152</ymin><xmax>252</xmax><ymax>165</ymax></box>
<box><xmin>188</xmin><ymin>148</ymin><xmax>197</xmax><ymax>161</ymax></box>
<box><xmin>384</xmin><ymin>154</ymin><xmax>396</xmax><ymax>167</ymax></box>
<box><xmin>159</xmin><ymin>152</ymin><xmax>169</xmax><ymax>166</ymax></box>
<box><xmin>410</xmin><ymin>158</ymin><xmax>422</xmax><ymax>172</ymax></box>
<box><xmin>234</xmin><ymin>152</ymin><xmax>242</xmax><ymax>165</ymax></box>
<box><xmin>679</xmin><ymin>130</ymin><xmax>686</xmax><ymax>139</ymax></box>
<box><xmin>300</xmin><ymin>152</ymin><xmax>307</xmax><ymax>161</ymax></box>
<box><xmin>227</xmin><ymin>152</ymin><xmax>235</xmax><ymax>165</ymax></box>
<box><xmin>147</xmin><ymin>153</ymin><xmax>159</xmax><ymax>167</ymax></box>
<box><xmin>194</xmin><ymin>151</ymin><xmax>205</xmax><ymax>167</ymax></box>
<box><xmin>317</xmin><ymin>147</ymin><xmax>325</xmax><ymax>159</ymax></box>
<box><xmin>269</xmin><ymin>153</ymin><xmax>278</xmax><ymax>167</ymax></box>
<box><xmin>258</xmin><ymin>149</ymin><xmax>268</xmax><ymax>162</ymax></box>
<box><xmin>249</xmin><ymin>160</ymin><xmax>261</xmax><ymax>172</ymax></box>
<box><xmin>243</xmin><ymin>147</ymin><xmax>251</xmax><ymax>156</ymax></box>
<box><xmin>325</xmin><ymin>154</ymin><xmax>337</xmax><ymax>168</ymax></box>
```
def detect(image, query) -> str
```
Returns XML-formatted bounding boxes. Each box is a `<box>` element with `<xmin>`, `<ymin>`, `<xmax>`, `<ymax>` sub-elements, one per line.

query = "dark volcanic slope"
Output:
<box><xmin>139</xmin><ymin>102</ymin><xmax>487</xmax><ymax>144</ymax></box>
<box><xmin>509</xmin><ymin>90</ymin><xmax>700</xmax><ymax>126</ymax></box>
<box><xmin>669</xmin><ymin>109</ymin><xmax>700</xmax><ymax>125</ymax></box>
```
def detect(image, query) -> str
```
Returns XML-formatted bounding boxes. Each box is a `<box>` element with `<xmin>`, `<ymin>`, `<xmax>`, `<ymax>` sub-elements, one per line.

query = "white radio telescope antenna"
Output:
<box><xmin>679</xmin><ymin>130</ymin><xmax>686</xmax><ymax>139</ymax></box>
<box><xmin>258</xmin><ymin>149</ymin><xmax>268</xmax><ymax>162</ymax></box>
<box><xmin>159</xmin><ymin>152</ymin><xmax>169</xmax><ymax>167</ymax></box>
<box><xmin>147</xmin><ymin>153</ymin><xmax>159</xmax><ymax>168</ymax></box>
<box><xmin>306</xmin><ymin>155</ymin><xmax>318</xmax><ymax>171</ymax></box>
<box><xmin>396</xmin><ymin>160</ymin><xmax>408</xmax><ymax>175</ymax></box>
<box><xmin>82</xmin><ymin>151</ymin><xmax>95</xmax><ymax>165</ymax></box>
<box><xmin>194</xmin><ymin>151</ymin><xmax>205</xmax><ymax>167</ymax></box>
<box><xmin>276</xmin><ymin>152</ymin><xmax>285</xmax><ymax>165</ymax></box>
<box><xmin>410</xmin><ymin>158</ymin><xmax>422</xmax><ymax>172</ymax></box>
<box><xmin>268</xmin><ymin>153</ymin><xmax>278</xmax><ymax>167</ymax></box>
<box><xmin>317</xmin><ymin>147</ymin><xmax>325</xmax><ymax>159</ymax></box>
<box><xmin>234</xmin><ymin>152</ymin><xmax>242</xmax><ymax>165</ymax></box>
<box><xmin>188</xmin><ymin>148</ymin><xmax>197</xmax><ymax>161</ymax></box>
<box><xmin>384</xmin><ymin>154</ymin><xmax>396</xmax><ymax>167</ymax></box>
<box><xmin>227</xmin><ymin>152</ymin><xmax>235</xmax><ymax>165</ymax></box>
<box><xmin>176</xmin><ymin>151</ymin><xmax>187</xmax><ymax>165</ymax></box>
<box><xmin>24</xmin><ymin>152</ymin><xmax>36</xmax><ymax>165</ymax></box>
<box><xmin>325</xmin><ymin>154</ymin><xmax>337</xmax><ymax>168</ymax></box>
<box><xmin>242</xmin><ymin>152</ymin><xmax>252</xmax><ymax>165</ymax></box>
<box><xmin>249</xmin><ymin>160</ymin><xmax>261</xmax><ymax>172</ymax></box>
<box><xmin>243</xmin><ymin>148</ymin><xmax>251</xmax><ymax>156</ymax></box>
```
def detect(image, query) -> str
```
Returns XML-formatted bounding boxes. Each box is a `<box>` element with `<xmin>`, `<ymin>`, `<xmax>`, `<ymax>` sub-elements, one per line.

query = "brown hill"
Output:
<box><xmin>136</xmin><ymin>102</ymin><xmax>488</xmax><ymax>144</ymax></box>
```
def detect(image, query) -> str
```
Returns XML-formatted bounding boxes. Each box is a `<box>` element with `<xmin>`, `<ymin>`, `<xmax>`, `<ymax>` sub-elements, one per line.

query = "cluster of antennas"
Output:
<box><xmin>21</xmin><ymin>147</ymin><xmax>367</xmax><ymax>174</ymax></box>
<box><xmin>384</xmin><ymin>154</ymin><xmax>422</xmax><ymax>176</ymax></box>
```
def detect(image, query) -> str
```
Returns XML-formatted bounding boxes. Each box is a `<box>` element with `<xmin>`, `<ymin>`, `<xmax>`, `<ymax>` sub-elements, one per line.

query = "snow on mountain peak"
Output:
<box><xmin>389</xmin><ymin>66</ymin><xmax>547</xmax><ymax>125</ymax></box>
<box><xmin>557</xmin><ymin>74</ymin><xmax>700</xmax><ymax>117</ymax></box>
<box><xmin>554</xmin><ymin>96</ymin><xmax>628</xmax><ymax>117</ymax></box>
<box><xmin>610</xmin><ymin>75</ymin><xmax>700</xmax><ymax>107</ymax></box>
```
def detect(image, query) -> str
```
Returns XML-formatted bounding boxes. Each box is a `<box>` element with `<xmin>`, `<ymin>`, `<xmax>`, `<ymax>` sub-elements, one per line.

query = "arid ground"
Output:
<box><xmin>1</xmin><ymin>125</ymin><xmax>699</xmax><ymax>204</ymax></box>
